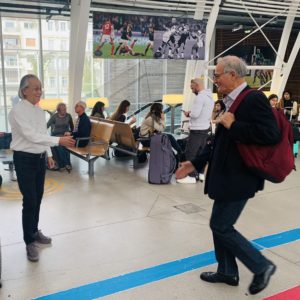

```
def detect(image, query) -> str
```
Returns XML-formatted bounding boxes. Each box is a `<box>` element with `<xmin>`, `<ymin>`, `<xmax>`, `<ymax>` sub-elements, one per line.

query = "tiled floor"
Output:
<box><xmin>0</xmin><ymin>154</ymin><xmax>299</xmax><ymax>299</ymax></box>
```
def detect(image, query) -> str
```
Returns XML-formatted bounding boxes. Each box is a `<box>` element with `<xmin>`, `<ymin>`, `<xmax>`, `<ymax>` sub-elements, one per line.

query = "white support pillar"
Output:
<box><xmin>271</xmin><ymin>0</ymin><xmax>300</xmax><ymax>95</ymax></box>
<box><xmin>68</xmin><ymin>0</ymin><xmax>91</xmax><ymax>113</ymax></box>
<box><xmin>205</xmin><ymin>0</ymin><xmax>221</xmax><ymax>62</ymax></box>
<box><xmin>208</xmin><ymin>28</ymin><xmax>216</xmax><ymax>91</ymax></box>
<box><xmin>278</xmin><ymin>31</ymin><xmax>300</xmax><ymax>98</ymax></box>
<box><xmin>182</xmin><ymin>0</ymin><xmax>221</xmax><ymax>111</ymax></box>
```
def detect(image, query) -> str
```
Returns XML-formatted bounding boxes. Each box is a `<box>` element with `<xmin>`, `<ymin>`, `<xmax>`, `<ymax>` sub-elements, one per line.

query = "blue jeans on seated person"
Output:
<box><xmin>51</xmin><ymin>146</ymin><xmax>71</xmax><ymax>168</ymax></box>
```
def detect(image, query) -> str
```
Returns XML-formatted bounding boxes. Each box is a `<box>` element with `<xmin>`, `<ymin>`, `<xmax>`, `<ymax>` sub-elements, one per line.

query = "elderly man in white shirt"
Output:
<box><xmin>9</xmin><ymin>74</ymin><xmax>75</xmax><ymax>262</ymax></box>
<box><xmin>177</xmin><ymin>78</ymin><xmax>214</xmax><ymax>184</ymax></box>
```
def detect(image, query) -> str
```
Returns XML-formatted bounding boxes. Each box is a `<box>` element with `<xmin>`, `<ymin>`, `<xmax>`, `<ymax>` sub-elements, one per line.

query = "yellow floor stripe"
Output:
<box><xmin>0</xmin><ymin>178</ymin><xmax>64</xmax><ymax>200</ymax></box>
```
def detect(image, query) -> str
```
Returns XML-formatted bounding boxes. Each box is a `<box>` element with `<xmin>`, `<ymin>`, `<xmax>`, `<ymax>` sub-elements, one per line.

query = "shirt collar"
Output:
<box><xmin>223</xmin><ymin>82</ymin><xmax>247</xmax><ymax>111</ymax></box>
<box><xmin>227</xmin><ymin>82</ymin><xmax>247</xmax><ymax>101</ymax></box>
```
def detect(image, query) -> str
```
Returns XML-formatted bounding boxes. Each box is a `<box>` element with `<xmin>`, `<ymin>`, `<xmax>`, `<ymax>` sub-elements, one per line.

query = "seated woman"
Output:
<box><xmin>47</xmin><ymin>102</ymin><xmax>74</xmax><ymax>172</ymax></box>
<box><xmin>65</xmin><ymin>101</ymin><xmax>91</xmax><ymax>148</ymax></box>
<box><xmin>140</xmin><ymin>103</ymin><xmax>183</xmax><ymax>158</ymax></box>
<box><xmin>110</xmin><ymin>99</ymin><xmax>136</xmax><ymax>125</ymax></box>
<box><xmin>279</xmin><ymin>90</ymin><xmax>298</xmax><ymax>120</ymax></box>
<box><xmin>268</xmin><ymin>94</ymin><xmax>279</xmax><ymax>108</ymax></box>
<box><xmin>90</xmin><ymin>101</ymin><xmax>106</xmax><ymax>119</ymax></box>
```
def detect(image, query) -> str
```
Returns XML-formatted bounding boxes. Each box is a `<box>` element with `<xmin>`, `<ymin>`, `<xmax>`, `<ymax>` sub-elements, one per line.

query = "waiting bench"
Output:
<box><xmin>91</xmin><ymin>117</ymin><xmax>149</xmax><ymax>167</ymax></box>
<box><xmin>66</xmin><ymin>119</ymin><xmax>114</xmax><ymax>176</ymax></box>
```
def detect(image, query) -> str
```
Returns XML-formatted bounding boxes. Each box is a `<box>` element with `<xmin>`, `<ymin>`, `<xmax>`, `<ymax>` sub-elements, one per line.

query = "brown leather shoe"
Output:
<box><xmin>200</xmin><ymin>272</ymin><xmax>239</xmax><ymax>286</ymax></box>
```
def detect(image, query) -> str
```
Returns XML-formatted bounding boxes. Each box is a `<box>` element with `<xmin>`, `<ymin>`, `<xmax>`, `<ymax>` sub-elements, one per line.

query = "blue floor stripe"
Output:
<box><xmin>34</xmin><ymin>227</ymin><xmax>300</xmax><ymax>300</ymax></box>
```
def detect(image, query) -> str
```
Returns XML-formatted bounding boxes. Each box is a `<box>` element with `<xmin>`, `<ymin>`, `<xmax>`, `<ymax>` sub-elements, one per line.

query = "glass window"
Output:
<box><xmin>5</xmin><ymin>69</ymin><xmax>18</xmax><ymax>83</ymax></box>
<box><xmin>49</xmin><ymin>77</ymin><xmax>56</xmax><ymax>88</ymax></box>
<box><xmin>60</xmin><ymin>22</ymin><xmax>66</xmax><ymax>31</ymax></box>
<box><xmin>43</xmin><ymin>51</ymin><xmax>69</xmax><ymax>100</ymax></box>
<box><xmin>26</xmin><ymin>38</ymin><xmax>36</xmax><ymax>48</ymax></box>
<box><xmin>24</xmin><ymin>22</ymin><xmax>34</xmax><ymax>29</ymax></box>
<box><xmin>4</xmin><ymin>21</ymin><xmax>15</xmax><ymax>29</ymax></box>
<box><xmin>47</xmin><ymin>21</ymin><xmax>54</xmax><ymax>31</ymax></box>
<box><xmin>5</xmin><ymin>55</ymin><xmax>17</xmax><ymax>67</ymax></box>
<box><xmin>48</xmin><ymin>39</ymin><xmax>55</xmax><ymax>50</ymax></box>
<box><xmin>59</xmin><ymin>58</ymin><xmax>68</xmax><ymax>69</ymax></box>
<box><xmin>1</xmin><ymin>17</ymin><xmax>40</xmax><ymax>130</ymax></box>
<box><xmin>60</xmin><ymin>40</ymin><xmax>68</xmax><ymax>51</ymax></box>
<box><xmin>4</xmin><ymin>38</ymin><xmax>18</xmax><ymax>49</ymax></box>
<box><xmin>61</xmin><ymin>77</ymin><xmax>68</xmax><ymax>87</ymax></box>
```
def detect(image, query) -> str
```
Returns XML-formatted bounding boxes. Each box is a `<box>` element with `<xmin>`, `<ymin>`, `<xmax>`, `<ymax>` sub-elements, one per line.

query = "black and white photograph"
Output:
<box><xmin>153</xmin><ymin>17</ymin><xmax>206</xmax><ymax>60</ymax></box>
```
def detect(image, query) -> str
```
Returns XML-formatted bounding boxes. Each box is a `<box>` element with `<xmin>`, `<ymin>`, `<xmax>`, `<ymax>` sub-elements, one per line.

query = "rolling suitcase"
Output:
<box><xmin>148</xmin><ymin>133</ymin><xmax>176</xmax><ymax>184</ymax></box>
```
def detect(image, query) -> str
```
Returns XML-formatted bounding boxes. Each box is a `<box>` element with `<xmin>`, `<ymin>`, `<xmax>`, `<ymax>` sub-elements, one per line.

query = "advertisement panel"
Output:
<box><xmin>93</xmin><ymin>12</ymin><xmax>206</xmax><ymax>60</ymax></box>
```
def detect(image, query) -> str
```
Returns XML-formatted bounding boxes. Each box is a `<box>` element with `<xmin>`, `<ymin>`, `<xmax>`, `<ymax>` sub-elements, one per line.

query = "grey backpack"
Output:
<box><xmin>148</xmin><ymin>134</ymin><xmax>176</xmax><ymax>184</ymax></box>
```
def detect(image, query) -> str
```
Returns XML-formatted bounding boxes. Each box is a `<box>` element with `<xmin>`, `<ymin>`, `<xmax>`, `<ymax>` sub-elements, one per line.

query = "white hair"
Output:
<box><xmin>75</xmin><ymin>100</ymin><xmax>86</xmax><ymax>109</ymax></box>
<box><xmin>217</xmin><ymin>56</ymin><xmax>248</xmax><ymax>78</ymax></box>
<box><xmin>18</xmin><ymin>74</ymin><xmax>40</xmax><ymax>99</ymax></box>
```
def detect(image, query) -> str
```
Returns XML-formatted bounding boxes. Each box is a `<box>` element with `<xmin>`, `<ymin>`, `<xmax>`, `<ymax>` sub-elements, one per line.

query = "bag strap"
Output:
<box><xmin>228</xmin><ymin>88</ymin><xmax>255</xmax><ymax>114</ymax></box>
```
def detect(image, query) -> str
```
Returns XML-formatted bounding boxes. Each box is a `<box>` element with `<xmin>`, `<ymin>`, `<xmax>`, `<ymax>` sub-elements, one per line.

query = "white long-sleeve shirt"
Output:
<box><xmin>8</xmin><ymin>99</ymin><xmax>59</xmax><ymax>156</ymax></box>
<box><xmin>189</xmin><ymin>89</ymin><xmax>214</xmax><ymax>130</ymax></box>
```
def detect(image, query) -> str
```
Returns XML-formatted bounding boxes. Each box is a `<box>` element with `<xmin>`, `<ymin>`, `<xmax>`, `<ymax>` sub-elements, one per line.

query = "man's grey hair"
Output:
<box><xmin>75</xmin><ymin>100</ymin><xmax>86</xmax><ymax>110</ymax></box>
<box><xmin>217</xmin><ymin>56</ymin><xmax>248</xmax><ymax>78</ymax></box>
<box><xmin>18</xmin><ymin>74</ymin><xmax>40</xmax><ymax>99</ymax></box>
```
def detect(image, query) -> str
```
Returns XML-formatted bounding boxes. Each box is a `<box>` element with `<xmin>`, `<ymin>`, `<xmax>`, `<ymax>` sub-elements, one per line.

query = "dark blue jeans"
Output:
<box><xmin>51</xmin><ymin>146</ymin><xmax>71</xmax><ymax>168</ymax></box>
<box><xmin>13</xmin><ymin>151</ymin><xmax>46</xmax><ymax>245</ymax></box>
<box><xmin>166</xmin><ymin>134</ymin><xmax>182</xmax><ymax>154</ymax></box>
<box><xmin>210</xmin><ymin>199</ymin><xmax>269</xmax><ymax>276</ymax></box>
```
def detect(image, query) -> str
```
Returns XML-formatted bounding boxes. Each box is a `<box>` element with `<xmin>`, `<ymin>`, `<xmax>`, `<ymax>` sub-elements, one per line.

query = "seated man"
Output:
<box><xmin>65</xmin><ymin>101</ymin><xmax>91</xmax><ymax>147</ymax></box>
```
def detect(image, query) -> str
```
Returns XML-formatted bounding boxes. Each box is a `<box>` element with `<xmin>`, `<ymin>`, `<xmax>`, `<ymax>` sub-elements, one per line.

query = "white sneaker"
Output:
<box><xmin>199</xmin><ymin>173</ymin><xmax>205</xmax><ymax>182</ymax></box>
<box><xmin>176</xmin><ymin>176</ymin><xmax>196</xmax><ymax>184</ymax></box>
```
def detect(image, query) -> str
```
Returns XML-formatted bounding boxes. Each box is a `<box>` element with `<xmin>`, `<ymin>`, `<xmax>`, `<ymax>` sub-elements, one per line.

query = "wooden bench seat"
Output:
<box><xmin>91</xmin><ymin>117</ymin><xmax>149</xmax><ymax>167</ymax></box>
<box><xmin>66</xmin><ymin>120</ymin><xmax>114</xmax><ymax>176</ymax></box>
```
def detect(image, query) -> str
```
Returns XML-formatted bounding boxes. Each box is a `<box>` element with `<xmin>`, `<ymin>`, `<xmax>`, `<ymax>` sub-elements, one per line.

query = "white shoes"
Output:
<box><xmin>199</xmin><ymin>173</ymin><xmax>205</xmax><ymax>182</ymax></box>
<box><xmin>176</xmin><ymin>175</ymin><xmax>197</xmax><ymax>184</ymax></box>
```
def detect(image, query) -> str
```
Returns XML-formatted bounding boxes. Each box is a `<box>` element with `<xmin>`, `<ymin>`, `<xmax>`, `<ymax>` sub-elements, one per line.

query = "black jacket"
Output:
<box><xmin>72</xmin><ymin>113</ymin><xmax>91</xmax><ymax>147</ymax></box>
<box><xmin>192</xmin><ymin>87</ymin><xmax>281</xmax><ymax>202</ymax></box>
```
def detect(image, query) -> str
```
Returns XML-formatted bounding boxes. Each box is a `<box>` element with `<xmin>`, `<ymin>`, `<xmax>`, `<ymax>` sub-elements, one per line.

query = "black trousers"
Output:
<box><xmin>185</xmin><ymin>129</ymin><xmax>209</xmax><ymax>175</ymax></box>
<box><xmin>210</xmin><ymin>199</ymin><xmax>269</xmax><ymax>276</ymax></box>
<box><xmin>13</xmin><ymin>151</ymin><xmax>46</xmax><ymax>245</ymax></box>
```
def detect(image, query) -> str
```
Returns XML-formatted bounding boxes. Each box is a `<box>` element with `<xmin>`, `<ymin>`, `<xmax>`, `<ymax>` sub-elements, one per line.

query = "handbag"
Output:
<box><xmin>229</xmin><ymin>89</ymin><xmax>294</xmax><ymax>183</ymax></box>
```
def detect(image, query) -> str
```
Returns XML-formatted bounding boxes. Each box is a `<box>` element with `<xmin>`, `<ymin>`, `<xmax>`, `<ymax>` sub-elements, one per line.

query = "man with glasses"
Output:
<box><xmin>176</xmin><ymin>56</ymin><xmax>280</xmax><ymax>295</ymax></box>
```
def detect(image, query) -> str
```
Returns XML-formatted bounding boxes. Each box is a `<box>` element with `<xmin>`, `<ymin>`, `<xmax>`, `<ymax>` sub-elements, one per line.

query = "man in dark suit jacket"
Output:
<box><xmin>176</xmin><ymin>55</ymin><xmax>281</xmax><ymax>295</ymax></box>
<box><xmin>65</xmin><ymin>101</ymin><xmax>91</xmax><ymax>147</ymax></box>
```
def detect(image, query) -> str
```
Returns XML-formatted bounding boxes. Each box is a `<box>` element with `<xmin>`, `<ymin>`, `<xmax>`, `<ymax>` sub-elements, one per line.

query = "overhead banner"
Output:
<box><xmin>93</xmin><ymin>12</ymin><xmax>206</xmax><ymax>60</ymax></box>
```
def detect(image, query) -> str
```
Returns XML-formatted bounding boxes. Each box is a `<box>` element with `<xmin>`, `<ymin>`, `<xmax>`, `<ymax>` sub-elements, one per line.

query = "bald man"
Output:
<box><xmin>177</xmin><ymin>78</ymin><xmax>214</xmax><ymax>183</ymax></box>
<box><xmin>65</xmin><ymin>101</ymin><xmax>91</xmax><ymax>147</ymax></box>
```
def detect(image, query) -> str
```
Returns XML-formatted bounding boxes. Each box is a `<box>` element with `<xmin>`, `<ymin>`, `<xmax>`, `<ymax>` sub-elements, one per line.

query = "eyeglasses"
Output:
<box><xmin>213</xmin><ymin>72</ymin><xmax>229</xmax><ymax>79</ymax></box>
